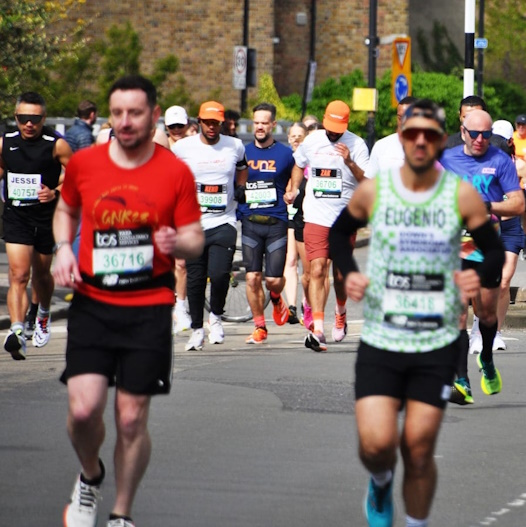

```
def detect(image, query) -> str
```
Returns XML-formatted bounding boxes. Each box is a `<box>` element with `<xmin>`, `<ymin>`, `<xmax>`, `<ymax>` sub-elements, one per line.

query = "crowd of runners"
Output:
<box><xmin>1</xmin><ymin>76</ymin><xmax>524</xmax><ymax>527</ymax></box>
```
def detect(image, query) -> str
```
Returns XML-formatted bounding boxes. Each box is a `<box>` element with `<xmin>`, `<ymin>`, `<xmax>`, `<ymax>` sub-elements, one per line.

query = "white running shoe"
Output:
<box><xmin>107</xmin><ymin>519</ymin><xmax>135</xmax><ymax>527</ymax></box>
<box><xmin>208</xmin><ymin>312</ymin><xmax>224</xmax><ymax>344</ymax></box>
<box><xmin>173</xmin><ymin>306</ymin><xmax>192</xmax><ymax>334</ymax></box>
<box><xmin>185</xmin><ymin>328</ymin><xmax>205</xmax><ymax>351</ymax></box>
<box><xmin>63</xmin><ymin>474</ymin><xmax>103</xmax><ymax>527</ymax></box>
<box><xmin>469</xmin><ymin>332</ymin><xmax>482</xmax><ymax>354</ymax></box>
<box><xmin>32</xmin><ymin>314</ymin><xmax>51</xmax><ymax>348</ymax></box>
<box><xmin>492</xmin><ymin>331</ymin><xmax>506</xmax><ymax>351</ymax></box>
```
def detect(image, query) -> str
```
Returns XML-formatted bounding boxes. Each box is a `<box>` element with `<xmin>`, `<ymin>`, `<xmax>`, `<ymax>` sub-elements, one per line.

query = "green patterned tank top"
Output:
<box><xmin>362</xmin><ymin>168</ymin><xmax>463</xmax><ymax>352</ymax></box>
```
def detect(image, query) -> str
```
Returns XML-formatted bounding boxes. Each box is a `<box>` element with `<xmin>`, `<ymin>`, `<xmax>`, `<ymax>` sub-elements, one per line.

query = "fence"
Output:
<box><xmin>9</xmin><ymin>117</ymin><xmax>293</xmax><ymax>145</ymax></box>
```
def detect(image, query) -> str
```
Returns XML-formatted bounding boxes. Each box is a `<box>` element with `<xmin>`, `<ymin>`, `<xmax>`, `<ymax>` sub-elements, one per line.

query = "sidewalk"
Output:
<box><xmin>0</xmin><ymin>228</ymin><xmax>525</xmax><ymax>330</ymax></box>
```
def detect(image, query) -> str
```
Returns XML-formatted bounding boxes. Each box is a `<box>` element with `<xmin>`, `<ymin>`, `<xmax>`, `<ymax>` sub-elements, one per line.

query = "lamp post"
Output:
<box><xmin>241</xmin><ymin>0</ymin><xmax>249</xmax><ymax>114</ymax></box>
<box><xmin>477</xmin><ymin>0</ymin><xmax>485</xmax><ymax>97</ymax></box>
<box><xmin>365</xmin><ymin>0</ymin><xmax>379</xmax><ymax>151</ymax></box>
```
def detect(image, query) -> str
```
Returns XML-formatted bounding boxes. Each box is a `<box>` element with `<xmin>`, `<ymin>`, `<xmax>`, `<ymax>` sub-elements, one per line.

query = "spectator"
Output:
<box><xmin>65</xmin><ymin>100</ymin><xmax>97</xmax><ymax>152</ymax></box>
<box><xmin>222</xmin><ymin>109</ymin><xmax>240</xmax><ymax>137</ymax></box>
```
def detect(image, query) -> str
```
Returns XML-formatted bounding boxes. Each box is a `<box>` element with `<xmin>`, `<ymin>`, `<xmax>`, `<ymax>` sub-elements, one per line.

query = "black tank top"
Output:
<box><xmin>2</xmin><ymin>126</ymin><xmax>62</xmax><ymax>217</ymax></box>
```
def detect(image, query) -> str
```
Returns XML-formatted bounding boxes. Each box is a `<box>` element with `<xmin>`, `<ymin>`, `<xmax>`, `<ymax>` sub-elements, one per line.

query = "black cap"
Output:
<box><xmin>515</xmin><ymin>114</ymin><xmax>526</xmax><ymax>125</ymax></box>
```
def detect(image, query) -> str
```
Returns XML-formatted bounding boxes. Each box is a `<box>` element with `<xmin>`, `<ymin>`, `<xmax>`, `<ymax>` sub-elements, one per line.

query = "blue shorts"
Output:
<box><xmin>500</xmin><ymin>217</ymin><xmax>524</xmax><ymax>254</ymax></box>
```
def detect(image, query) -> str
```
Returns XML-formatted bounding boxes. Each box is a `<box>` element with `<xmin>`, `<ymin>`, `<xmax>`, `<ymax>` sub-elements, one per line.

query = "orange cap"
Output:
<box><xmin>198</xmin><ymin>101</ymin><xmax>225</xmax><ymax>122</ymax></box>
<box><xmin>323</xmin><ymin>100</ymin><xmax>350</xmax><ymax>133</ymax></box>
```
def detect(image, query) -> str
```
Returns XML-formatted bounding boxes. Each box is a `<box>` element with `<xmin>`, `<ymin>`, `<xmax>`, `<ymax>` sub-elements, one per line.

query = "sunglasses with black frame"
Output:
<box><xmin>15</xmin><ymin>114</ymin><xmax>44</xmax><ymax>125</ymax></box>
<box><xmin>167</xmin><ymin>123</ymin><xmax>186</xmax><ymax>130</ymax></box>
<box><xmin>463</xmin><ymin>128</ymin><xmax>492</xmax><ymax>140</ymax></box>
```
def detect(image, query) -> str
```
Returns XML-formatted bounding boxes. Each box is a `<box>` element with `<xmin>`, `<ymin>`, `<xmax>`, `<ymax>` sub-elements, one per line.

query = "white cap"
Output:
<box><xmin>492</xmin><ymin>120</ymin><xmax>514</xmax><ymax>140</ymax></box>
<box><xmin>165</xmin><ymin>106</ymin><xmax>188</xmax><ymax>126</ymax></box>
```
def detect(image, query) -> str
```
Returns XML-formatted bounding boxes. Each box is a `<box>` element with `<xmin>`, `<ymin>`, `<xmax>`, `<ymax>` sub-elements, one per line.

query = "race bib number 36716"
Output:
<box><xmin>92</xmin><ymin>227</ymin><xmax>153</xmax><ymax>287</ymax></box>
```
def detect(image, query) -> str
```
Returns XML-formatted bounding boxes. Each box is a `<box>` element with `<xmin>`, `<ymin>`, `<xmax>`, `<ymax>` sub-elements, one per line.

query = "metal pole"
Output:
<box><xmin>241</xmin><ymin>0</ymin><xmax>249</xmax><ymax>114</ymax></box>
<box><xmin>477</xmin><ymin>0</ymin><xmax>485</xmax><ymax>97</ymax></box>
<box><xmin>366</xmin><ymin>0</ymin><xmax>378</xmax><ymax>151</ymax></box>
<box><xmin>464</xmin><ymin>0</ymin><xmax>475</xmax><ymax>97</ymax></box>
<box><xmin>301</xmin><ymin>0</ymin><xmax>317</xmax><ymax>119</ymax></box>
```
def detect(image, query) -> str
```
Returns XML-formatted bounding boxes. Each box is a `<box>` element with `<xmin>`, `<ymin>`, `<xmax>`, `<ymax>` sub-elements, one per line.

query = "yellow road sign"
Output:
<box><xmin>391</xmin><ymin>37</ymin><xmax>412</xmax><ymax>108</ymax></box>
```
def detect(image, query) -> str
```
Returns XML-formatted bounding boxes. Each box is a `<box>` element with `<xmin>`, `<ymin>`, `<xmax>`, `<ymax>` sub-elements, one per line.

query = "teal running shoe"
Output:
<box><xmin>364</xmin><ymin>477</ymin><xmax>394</xmax><ymax>527</ymax></box>
<box><xmin>476</xmin><ymin>355</ymin><xmax>502</xmax><ymax>395</ymax></box>
<box><xmin>450</xmin><ymin>377</ymin><xmax>474</xmax><ymax>405</ymax></box>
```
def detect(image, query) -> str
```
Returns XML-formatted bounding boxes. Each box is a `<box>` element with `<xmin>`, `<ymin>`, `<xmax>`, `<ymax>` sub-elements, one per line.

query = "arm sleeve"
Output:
<box><xmin>328</xmin><ymin>206</ymin><xmax>367</xmax><ymax>277</ymax></box>
<box><xmin>470</xmin><ymin>219</ymin><xmax>506</xmax><ymax>286</ymax></box>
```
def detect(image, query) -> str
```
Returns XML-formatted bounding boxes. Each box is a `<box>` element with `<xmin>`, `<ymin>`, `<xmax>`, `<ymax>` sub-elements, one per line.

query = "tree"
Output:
<box><xmin>485</xmin><ymin>0</ymin><xmax>526</xmax><ymax>85</ymax></box>
<box><xmin>0</xmin><ymin>1</ymin><xmax>85</xmax><ymax>119</ymax></box>
<box><xmin>415</xmin><ymin>21</ymin><xmax>463</xmax><ymax>75</ymax></box>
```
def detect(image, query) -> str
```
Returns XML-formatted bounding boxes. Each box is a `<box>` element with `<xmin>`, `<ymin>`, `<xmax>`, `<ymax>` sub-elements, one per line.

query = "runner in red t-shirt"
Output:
<box><xmin>53</xmin><ymin>75</ymin><xmax>204</xmax><ymax>527</ymax></box>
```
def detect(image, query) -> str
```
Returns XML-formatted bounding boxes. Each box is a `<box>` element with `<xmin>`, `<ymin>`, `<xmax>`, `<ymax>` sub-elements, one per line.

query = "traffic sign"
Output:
<box><xmin>475</xmin><ymin>38</ymin><xmax>488</xmax><ymax>49</ymax></box>
<box><xmin>233</xmin><ymin>46</ymin><xmax>247</xmax><ymax>90</ymax></box>
<box><xmin>391</xmin><ymin>37</ymin><xmax>412</xmax><ymax>108</ymax></box>
<box><xmin>394</xmin><ymin>74</ymin><xmax>409</xmax><ymax>102</ymax></box>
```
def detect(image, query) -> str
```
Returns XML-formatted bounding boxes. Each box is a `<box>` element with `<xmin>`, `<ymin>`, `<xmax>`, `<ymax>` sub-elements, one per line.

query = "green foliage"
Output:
<box><xmin>281</xmin><ymin>67</ymin><xmax>526</xmax><ymax>140</ymax></box>
<box><xmin>93</xmin><ymin>22</ymin><xmax>142</xmax><ymax>114</ymax></box>
<box><xmin>415</xmin><ymin>21</ymin><xmax>463</xmax><ymax>75</ymax></box>
<box><xmin>485</xmin><ymin>0</ymin><xmax>526</xmax><ymax>85</ymax></box>
<box><xmin>251</xmin><ymin>73</ymin><xmax>299</xmax><ymax>121</ymax></box>
<box><xmin>0</xmin><ymin>1</ymin><xmax>84</xmax><ymax>119</ymax></box>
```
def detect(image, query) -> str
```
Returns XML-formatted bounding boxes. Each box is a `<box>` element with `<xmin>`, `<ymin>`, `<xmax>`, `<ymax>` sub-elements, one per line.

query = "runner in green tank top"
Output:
<box><xmin>329</xmin><ymin>99</ymin><xmax>505</xmax><ymax>527</ymax></box>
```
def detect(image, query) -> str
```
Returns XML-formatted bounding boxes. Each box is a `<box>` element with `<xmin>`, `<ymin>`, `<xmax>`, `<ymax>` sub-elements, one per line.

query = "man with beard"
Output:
<box><xmin>329</xmin><ymin>99</ymin><xmax>504</xmax><ymax>527</ymax></box>
<box><xmin>237</xmin><ymin>103</ymin><xmax>294</xmax><ymax>344</ymax></box>
<box><xmin>53</xmin><ymin>74</ymin><xmax>204</xmax><ymax>527</ymax></box>
<box><xmin>172</xmin><ymin>101</ymin><xmax>248</xmax><ymax>351</ymax></box>
<box><xmin>284</xmin><ymin>100</ymin><xmax>369</xmax><ymax>351</ymax></box>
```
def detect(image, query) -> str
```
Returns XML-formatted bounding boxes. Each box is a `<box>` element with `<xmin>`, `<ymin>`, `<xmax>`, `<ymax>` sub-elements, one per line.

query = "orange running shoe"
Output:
<box><xmin>246</xmin><ymin>327</ymin><xmax>268</xmax><ymax>344</ymax></box>
<box><xmin>272</xmin><ymin>295</ymin><xmax>289</xmax><ymax>326</ymax></box>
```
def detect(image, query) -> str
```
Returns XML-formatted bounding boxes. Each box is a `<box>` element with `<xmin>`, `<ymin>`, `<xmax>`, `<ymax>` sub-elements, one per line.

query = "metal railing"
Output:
<box><xmin>5</xmin><ymin>117</ymin><xmax>293</xmax><ymax>144</ymax></box>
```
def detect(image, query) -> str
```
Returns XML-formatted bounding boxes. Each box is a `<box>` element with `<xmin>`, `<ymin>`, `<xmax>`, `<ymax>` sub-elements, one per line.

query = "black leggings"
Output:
<box><xmin>186</xmin><ymin>223</ymin><xmax>237</xmax><ymax>328</ymax></box>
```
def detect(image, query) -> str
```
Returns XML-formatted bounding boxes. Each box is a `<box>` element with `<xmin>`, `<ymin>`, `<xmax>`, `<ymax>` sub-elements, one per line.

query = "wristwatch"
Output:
<box><xmin>53</xmin><ymin>240</ymin><xmax>71</xmax><ymax>254</ymax></box>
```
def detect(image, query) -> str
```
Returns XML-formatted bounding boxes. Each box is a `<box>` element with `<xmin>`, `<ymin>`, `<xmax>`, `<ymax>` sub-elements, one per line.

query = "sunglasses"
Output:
<box><xmin>15</xmin><ymin>114</ymin><xmax>44</xmax><ymax>125</ymax></box>
<box><xmin>402</xmin><ymin>128</ymin><xmax>443</xmax><ymax>142</ymax></box>
<box><xmin>464</xmin><ymin>128</ymin><xmax>492</xmax><ymax>140</ymax></box>
<box><xmin>167</xmin><ymin>123</ymin><xmax>185</xmax><ymax>130</ymax></box>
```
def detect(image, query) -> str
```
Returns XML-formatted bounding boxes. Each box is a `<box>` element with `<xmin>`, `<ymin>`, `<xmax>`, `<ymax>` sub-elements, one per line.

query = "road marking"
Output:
<box><xmin>475</xmin><ymin>492</ymin><xmax>526</xmax><ymax>525</ymax></box>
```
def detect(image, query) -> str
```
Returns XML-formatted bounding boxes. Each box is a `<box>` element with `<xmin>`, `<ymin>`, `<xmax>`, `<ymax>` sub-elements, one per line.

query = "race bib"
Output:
<box><xmin>382</xmin><ymin>272</ymin><xmax>445</xmax><ymax>331</ymax></box>
<box><xmin>92</xmin><ymin>227</ymin><xmax>153</xmax><ymax>288</ymax></box>
<box><xmin>7</xmin><ymin>172</ymin><xmax>41</xmax><ymax>201</ymax></box>
<box><xmin>246</xmin><ymin>179</ymin><xmax>277</xmax><ymax>209</ymax></box>
<box><xmin>311</xmin><ymin>167</ymin><xmax>342</xmax><ymax>199</ymax></box>
<box><xmin>197</xmin><ymin>183</ymin><xmax>228</xmax><ymax>213</ymax></box>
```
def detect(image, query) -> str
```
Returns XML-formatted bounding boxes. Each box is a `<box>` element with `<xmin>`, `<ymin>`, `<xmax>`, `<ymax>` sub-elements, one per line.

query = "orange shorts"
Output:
<box><xmin>304</xmin><ymin>221</ymin><xmax>356</xmax><ymax>262</ymax></box>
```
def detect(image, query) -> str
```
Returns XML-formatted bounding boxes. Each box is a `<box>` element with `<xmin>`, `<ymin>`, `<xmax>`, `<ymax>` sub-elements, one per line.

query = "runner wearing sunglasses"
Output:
<box><xmin>0</xmin><ymin>91</ymin><xmax>72</xmax><ymax>359</ymax></box>
<box><xmin>441</xmin><ymin>109</ymin><xmax>524</xmax><ymax>405</ymax></box>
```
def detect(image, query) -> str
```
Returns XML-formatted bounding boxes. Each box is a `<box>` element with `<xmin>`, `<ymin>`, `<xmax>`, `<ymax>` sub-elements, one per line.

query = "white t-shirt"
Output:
<box><xmin>364</xmin><ymin>132</ymin><xmax>405</xmax><ymax>179</ymax></box>
<box><xmin>172</xmin><ymin>134</ymin><xmax>246</xmax><ymax>230</ymax></box>
<box><xmin>293</xmin><ymin>129</ymin><xmax>369</xmax><ymax>227</ymax></box>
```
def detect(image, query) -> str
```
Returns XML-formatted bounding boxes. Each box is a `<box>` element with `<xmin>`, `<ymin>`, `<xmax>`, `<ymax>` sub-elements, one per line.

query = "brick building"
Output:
<box><xmin>72</xmin><ymin>1</ymin><xmax>409</xmax><ymax>112</ymax></box>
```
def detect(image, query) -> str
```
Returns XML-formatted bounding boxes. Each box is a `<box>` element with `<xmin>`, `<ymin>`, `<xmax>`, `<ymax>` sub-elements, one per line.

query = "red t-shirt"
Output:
<box><xmin>61</xmin><ymin>142</ymin><xmax>201</xmax><ymax>306</ymax></box>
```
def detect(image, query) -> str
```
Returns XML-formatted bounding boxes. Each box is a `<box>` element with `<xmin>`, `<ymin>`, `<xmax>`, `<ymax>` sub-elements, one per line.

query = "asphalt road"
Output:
<box><xmin>1</xmin><ymin>276</ymin><xmax>526</xmax><ymax>526</ymax></box>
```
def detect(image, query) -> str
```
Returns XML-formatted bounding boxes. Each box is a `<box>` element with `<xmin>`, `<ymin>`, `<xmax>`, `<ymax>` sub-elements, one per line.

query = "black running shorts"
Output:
<box><xmin>241</xmin><ymin>217</ymin><xmax>288</xmax><ymax>276</ymax></box>
<box><xmin>461</xmin><ymin>258</ymin><xmax>501</xmax><ymax>289</ymax></box>
<box><xmin>2</xmin><ymin>206</ymin><xmax>55</xmax><ymax>254</ymax></box>
<box><xmin>355</xmin><ymin>339</ymin><xmax>460</xmax><ymax>409</ymax></box>
<box><xmin>60</xmin><ymin>293</ymin><xmax>173</xmax><ymax>395</ymax></box>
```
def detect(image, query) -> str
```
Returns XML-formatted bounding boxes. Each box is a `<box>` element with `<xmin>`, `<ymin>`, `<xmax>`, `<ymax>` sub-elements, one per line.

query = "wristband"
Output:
<box><xmin>53</xmin><ymin>240</ymin><xmax>71</xmax><ymax>254</ymax></box>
